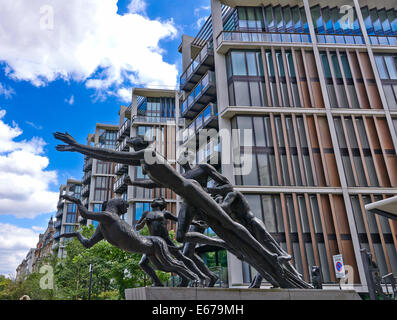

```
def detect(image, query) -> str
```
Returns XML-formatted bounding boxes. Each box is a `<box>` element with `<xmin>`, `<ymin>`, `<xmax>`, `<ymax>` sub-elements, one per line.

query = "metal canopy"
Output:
<box><xmin>365</xmin><ymin>196</ymin><xmax>397</xmax><ymax>221</ymax></box>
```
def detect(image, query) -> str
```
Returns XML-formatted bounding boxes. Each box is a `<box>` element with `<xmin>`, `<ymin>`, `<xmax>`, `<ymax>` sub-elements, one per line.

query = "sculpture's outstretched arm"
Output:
<box><xmin>61</xmin><ymin>195</ymin><xmax>113</xmax><ymax>224</ymax></box>
<box><xmin>62</xmin><ymin>227</ymin><xmax>104</xmax><ymax>248</ymax></box>
<box><xmin>53</xmin><ymin>132</ymin><xmax>143</xmax><ymax>166</ymax></box>
<box><xmin>164</xmin><ymin>211</ymin><xmax>178</xmax><ymax>223</ymax></box>
<box><xmin>200</xmin><ymin>164</ymin><xmax>232</xmax><ymax>186</ymax></box>
<box><xmin>129</xmin><ymin>179</ymin><xmax>160</xmax><ymax>189</ymax></box>
<box><xmin>135</xmin><ymin>211</ymin><xmax>149</xmax><ymax>231</ymax></box>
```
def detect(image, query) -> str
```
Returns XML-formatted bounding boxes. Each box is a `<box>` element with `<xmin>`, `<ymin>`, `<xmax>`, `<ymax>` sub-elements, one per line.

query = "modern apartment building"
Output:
<box><xmin>117</xmin><ymin>88</ymin><xmax>183</xmax><ymax>228</ymax></box>
<box><xmin>82</xmin><ymin>124</ymin><xmax>118</xmax><ymax>227</ymax></box>
<box><xmin>54</xmin><ymin>179</ymin><xmax>82</xmax><ymax>258</ymax></box>
<box><xmin>178</xmin><ymin>0</ymin><xmax>397</xmax><ymax>291</ymax></box>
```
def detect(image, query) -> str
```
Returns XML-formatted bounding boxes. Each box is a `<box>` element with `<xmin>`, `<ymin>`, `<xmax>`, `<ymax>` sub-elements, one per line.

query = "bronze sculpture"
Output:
<box><xmin>135</xmin><ymin>197</ymin><xmax>210</xmax><ymax>286</ymax></box>
<box><xmin>54</xmin><ymin>132</ymin><xmax>312</xmax><ymax>289</ymax></box>
<box><xmin>60</xmin><ymin>194</ymin><xmax>200</xmax><ymax>285</ymax></box>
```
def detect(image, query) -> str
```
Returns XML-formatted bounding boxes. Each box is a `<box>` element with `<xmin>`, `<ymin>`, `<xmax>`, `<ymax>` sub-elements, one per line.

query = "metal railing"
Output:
<box><xmin>82</xmin><ymin>171</ymin><xmax>92</xmax><ymax>184</ymax></box>
<box><xmin>116</xmin><ymin>136</ymin><xmax>130</xmax><ymax>152</ymax></box>
<box><xmin>114</xmin><ymin>163</ymin><xmax>128</xmax><ymax>175</ymax></box>
<box><xmin>81</xmin><ymin>185</ymin><xmax>90</xmax><ymax>197</ymax></box>
<box><xmin>113</xmin><ymin>174</ymin><xmax>129</xmax><ymax>193</ymax></box>
<box><xmin>217</xmin><ymin>30</ymin><xmax>312</xmax><ymax>47</ymax></box>
<box><xmin>83</xmin><ymin>158</ymin><xmax>93</xmax><ymax>172</ymax></box>
<box><xmin>181</xmin><ymin>71</ymin><xmax>216</xmax><ymax>115</ymax></box>
<box><xmin>117</xmin><ymin>119</ymin><xmax>131</xmax><ymax>141</ymax></box>
<box><xmin>180</xmin><ymin>42</ymin><xmax>214</xmax><ymax>89</ymax></box>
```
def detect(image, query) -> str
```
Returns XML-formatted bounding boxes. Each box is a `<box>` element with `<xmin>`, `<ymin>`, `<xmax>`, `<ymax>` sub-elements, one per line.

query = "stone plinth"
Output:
<box><xmin>125</xmin><ymin>287</ymin><xmax>361</xmax><ymax>300</ymax></box>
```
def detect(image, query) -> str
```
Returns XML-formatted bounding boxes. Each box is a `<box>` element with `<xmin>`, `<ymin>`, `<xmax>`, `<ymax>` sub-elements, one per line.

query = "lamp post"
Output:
<box><xmin>88</xmin><ymin>264</ymin><xmax>93</xmax><ymax>300</ymax></box>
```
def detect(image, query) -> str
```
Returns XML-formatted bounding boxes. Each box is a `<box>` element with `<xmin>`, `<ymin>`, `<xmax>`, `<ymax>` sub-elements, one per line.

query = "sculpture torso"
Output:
<box><xmin>143</xmin><ymin>210</ymin><xmax>170</xmax><ymax>239</ymax></box>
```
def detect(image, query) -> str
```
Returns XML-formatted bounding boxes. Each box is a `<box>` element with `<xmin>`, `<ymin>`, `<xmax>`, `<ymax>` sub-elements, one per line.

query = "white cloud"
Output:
<box><xmin>0</xmin><ymin>110</ymin><xmax>58</xmax><ymax>219</ymax></box>
<box><xmin>127</xmin><ymin>0</ymin><xmax>146</xmax><ymax>14</ymax></box>
<box><xmin>0</xmin><ymin>0</ymin><xmax>178</xmax><ymax>100</ymax></box>
<box><xmin>0</xmin><ymin>223</ymin><xmax>39</xmax><ymax>276</ymax></box>
<box><xmin>65</xmin><ymin>95</ymin><xmax>75</xmax><ymax>105</ymax></box>
<box><xmin>116</xmin><ymin>88</ymin><xmax>132</xmax><ymax>103</ymax></box>
<box><xmin>25</xmin><ymin>121</ymin><xmax>43</xmax><ymax>130</ymax></box>
<box><xmin>0</xmin><ymin>82</ymin><xmax>15</xmax><ymax>99</ymax></box>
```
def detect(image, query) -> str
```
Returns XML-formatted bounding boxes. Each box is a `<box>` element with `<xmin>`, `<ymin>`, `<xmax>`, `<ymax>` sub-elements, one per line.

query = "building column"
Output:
<box><xmin>303</xmin><ymin>0</ymin><xmax>367</xmax><ymax>288</ymax></box>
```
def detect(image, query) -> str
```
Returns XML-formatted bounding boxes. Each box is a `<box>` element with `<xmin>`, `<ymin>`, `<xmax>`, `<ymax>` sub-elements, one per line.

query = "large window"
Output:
<box><xmin>227</xmin><ymin>50</ymin><xmax>267</xmax><ymax>107</ymax></box>
<box><xmin>374</xmin><ymin>54</ymin><xmax>397</xmax><ymax>110</ymax></box>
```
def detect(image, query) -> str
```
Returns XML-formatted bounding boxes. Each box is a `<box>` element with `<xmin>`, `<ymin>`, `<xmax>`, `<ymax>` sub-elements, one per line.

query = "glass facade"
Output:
<box><xmin>361</xmin><ymin>6</ymin><xmax>397</xmax><ymax>46</ymax></box>
<box><xmin>137</xmin><ymin>97</ymin><xmax>176</xmax><ymax>119</ymax></box>
<box><xmin>374</xmin><ymin>54</ymin><xmax>397</xmax><ymax>110</ymax></box>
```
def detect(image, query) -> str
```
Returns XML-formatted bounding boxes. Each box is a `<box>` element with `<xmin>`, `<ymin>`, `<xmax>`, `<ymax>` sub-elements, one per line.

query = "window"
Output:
<box><xmin>374</xmin><ymin>54</ymin><xmax>397</xmax><ymax>110</ymax></box>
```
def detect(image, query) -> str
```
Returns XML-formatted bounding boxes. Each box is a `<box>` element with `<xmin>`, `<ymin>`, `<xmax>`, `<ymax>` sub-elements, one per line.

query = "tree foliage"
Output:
<box><xmin>0</xmin><ymin>225</ymin><xmax>170</xmax><ymax>300</ymax></box>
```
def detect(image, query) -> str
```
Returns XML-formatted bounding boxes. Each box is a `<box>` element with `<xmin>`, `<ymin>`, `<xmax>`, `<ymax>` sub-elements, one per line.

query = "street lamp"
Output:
<box><xmin>88</xmin><ymin>264</ymin><xmax>93</xmax><ymax>300</ymax></box>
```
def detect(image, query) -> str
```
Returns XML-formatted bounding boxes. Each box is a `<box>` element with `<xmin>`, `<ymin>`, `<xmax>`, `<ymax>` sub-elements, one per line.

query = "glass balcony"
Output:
<box><xmin>117</xmin><ymin>119</ymin><xmax>131</xmax><ymax>142</ymax></box>
<box><xmin>56</xmin><ymin>210</ymin><xmax>63</xmax><ymax>218</ymax></box>
<box><xmin>81</xmin><ymin>185</ymin><xmax>90</xmax><ymax>197</ymax></box>
<box><xmin>216</xmin><ymin>31</ymin><xmax>312</xmax><ymax>48</ymax></box>
<box><xmin>316</xmin><ymin>34</ymin><xmax>365</xmax><ymax>45</ymax></box>
<box><xmin>182</xmin><ymin>103</ymin><xmax>218</xmax><ymax>144</ymax></box>
<box><xmin>131</xmin><ymin>115</ymin><xmax>185</xmax><ymax>127</ymax></box>
<box><xmin>116</xmin><ymin>136</ymin><xmax>130</xmax><ymax>152</ymax></box>
<box><xmin>83</xmin><ymin>157</ymin><xmax>93</xmax><ymax>172</ymax></box>
<box><xmin>181</xmin><ymin>71</ymin><xmax>216</xmax><ymax>119</ymax></box>
<box><xmin>369</xmin><ymin>35</ymin><xmax>397</xmax><ymax>46</ymax></box>
<box><xmin>82</xmin><ymin>171</ymin><xmax>92</xmax><ymax>184</ymax></box>
<box><xmin>54</xmin><ymin>221</ymin><xmax>62</xmax><ymax>229</ymax></box>
<box><xmin>114</xmin><ymin>163</ymin><xmax>128</xmax><ymax>176</ymax></box>
<box><xmin>57</xmin><ymin>199</ymin><xmax>64</xmax><ymax>209</ymax></box>
<box><xmin>180</xmin><ymin>42</ymin><xmax>214</xmax><ymax>92</ymax></box>
<box><xmin>113</xmin><ymin>174</ymin><xmax>129</xmax><ymax>194</ymax></box>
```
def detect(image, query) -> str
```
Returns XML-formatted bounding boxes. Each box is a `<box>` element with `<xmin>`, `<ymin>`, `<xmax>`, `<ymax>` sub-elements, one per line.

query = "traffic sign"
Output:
<box><xmin>333</xmin><ymin>254</ymin><xmax>345</xmax><ymax>279</ymax></box>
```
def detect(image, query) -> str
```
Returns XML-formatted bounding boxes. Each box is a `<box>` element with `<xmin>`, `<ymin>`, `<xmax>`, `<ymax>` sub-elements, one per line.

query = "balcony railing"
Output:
<box><xmin>180</xmin><ymin>42</ymin><xmax>214</xmax><ymax>92</ymax></box>
<box><xmin>81</xmin><ymin>185</ymin><xmax>90</xmax><ymax>197</ymax></box>
<box><xmin>113</xmin><ymin>174</ymin><xmax>129</xmax><ymax>194</ymax></box>
<box><xmin>57</xmin><ymin>200</ymin><xmax>64</xmax><ymax>209</ymax></box>
<box><xmin>181</xmin><ymin>71</ymin><xmax>216</xmax><ymax>118</ymax></box>
<box><xmin>56</xmin><ymin>210</ymin><xmax>63</xmax><ymax>218</ymax></box>
<box><xmin>369</xmin><ymin>35</ymin><xmax>397</xmax><ymax>46</ymax></box>
<box><xmin>183</xmin><ymin>103</ymin><xmax>218</xmax><ymax>144</ymax></box>
<box><xmin>316</xmin><ymin>33</ymin><xmax>364</xmax><ymax>45</ymax></box>
<box><xmin>82</xmin><ymin>171</ymin><xmax>92</xmax><ymax>184</ymax></box>
<box><xmin>114</xmin><ymin>163</ymin><xmax>128</xmax><ymax>176</ymax></box>
<box><xmin>217</xmin><ymin>31</ymin><xmax>312</xmax><ymax>48</ymax></box>
<box><xmin>116</xmin><ymin>136</ymin><xmax>130</xmax><ymax>152</ymax></box>
<box><xmin>117</xmin><ymin>119</ymin><xmax>131</xmax><ymax>142</ymax></box>
<box><xmin>131</xmin><ymin>115</ymin><xmax>185</xmax><ymax>127</ymax></box>
<box><xmin>83</xmin><ymin>158</ymin><xmax>93</xmax><ymax>172</ymax></box>
<box><xmin>54</xmin><ymin>221</ymin><xmax>62</xmax><ymax>229</ymax></box>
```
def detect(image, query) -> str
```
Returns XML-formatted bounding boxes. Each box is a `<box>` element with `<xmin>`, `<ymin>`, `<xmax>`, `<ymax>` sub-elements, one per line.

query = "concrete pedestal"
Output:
<box><xmin>125</xmin><ymin>287</ymin><xmax>361</xmax><ymax>300</ymax></box>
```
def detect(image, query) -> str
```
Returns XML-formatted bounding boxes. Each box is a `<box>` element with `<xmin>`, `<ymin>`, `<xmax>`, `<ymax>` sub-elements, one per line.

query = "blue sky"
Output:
<box><xmin>0</xmin><ymin>0</ymin><xmax>211</xmax><ymax>276</ymax></box>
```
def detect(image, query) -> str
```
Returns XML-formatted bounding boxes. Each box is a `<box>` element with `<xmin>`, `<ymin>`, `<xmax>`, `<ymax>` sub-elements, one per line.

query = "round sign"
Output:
<box><xmin>336</xmin><ymin>262</ymin><xmax>343</xmax><ymax>272</ymax></box>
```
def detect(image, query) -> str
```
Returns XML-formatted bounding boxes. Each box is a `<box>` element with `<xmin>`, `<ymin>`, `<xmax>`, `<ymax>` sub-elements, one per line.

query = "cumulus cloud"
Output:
<box><xmin>127</xmin><ymin>0</ymin><xmax>147</xmax><ymax>14</ymax></box>
<box><xmin>0</xmin><ymin>0</ymin><xmax>178</xmax><ymax>101</ymax></box>
<box><xmin>0</xmin><ymin>82</ymin><xmax>15</xmax><ymax>99</ymax></box>
<box><xmin>0</xmin><ymin>223</ymin><xmax>39</xmax><ymax>276</ymax></box>
<box><xmin>0</xmin><ymin>110</ymin><xmax>58</xmax><ymax>218</ymax></box>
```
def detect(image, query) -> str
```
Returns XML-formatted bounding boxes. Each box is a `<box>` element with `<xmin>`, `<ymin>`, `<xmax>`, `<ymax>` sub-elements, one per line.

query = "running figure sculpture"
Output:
<box><xmin>135</xmin><ymin>197</ymin><xmax>210</xmax><ymax>286</ymax></box>
<box><xmin>54</xmin><ymin>132</ymin><xmax>312</xmax><ymax>289</ymax></box>
<box><xmin>59</xmin><ymin>194</ymin><xmax>199</xmax><ymax>286</ymax></box>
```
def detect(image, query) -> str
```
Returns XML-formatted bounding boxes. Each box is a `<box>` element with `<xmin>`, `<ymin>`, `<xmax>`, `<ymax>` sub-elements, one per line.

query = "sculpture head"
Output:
<box><xmin>126</xmin><ymin>136</ymin><xmax>153</xmax><ymax>151</ymax></box>
<box><xmin>177</xmin><ymin>149</ymin><xmax>195</xmax><ymax>169</ymax></box>
<box><xmin>151</xmin><ymin>197</ymin><xmax>167</xmax><ymax>211</ymax></box>
<box><xmin>102</xmin><ymin>199</ymin><xmax>129</xmax><ymax>216</ymax></box>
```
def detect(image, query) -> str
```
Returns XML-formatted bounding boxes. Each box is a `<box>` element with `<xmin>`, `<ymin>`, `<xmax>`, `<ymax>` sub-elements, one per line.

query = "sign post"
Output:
<box><xmin>333</xmin><ymin>254</ymin><xmax>345</xmax><ymax>289</ymax></box>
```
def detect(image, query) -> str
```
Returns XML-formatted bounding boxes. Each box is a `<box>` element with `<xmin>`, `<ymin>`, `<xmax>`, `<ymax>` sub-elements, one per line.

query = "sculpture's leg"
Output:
<box><xmin>192</xmin><ymin>254</ymin><xmax>219</xmax><ymax>287</ymax></box>
<box><xmin>139</xmin><ymin>254</ymin><xmax>164</xmax><ymax>287</ymax></box>
<box><xmin>176</xmin><ymin>202</ymin><xmax>196</xmax><ymax>243</ymax></box>
<box><xmin>249</xmin><ymin>274</ymin><xmax>263</xmax><ymax>288</ymax></box>
<box><xmin>167</xmin><ymin>243</ymin><xmax>210</xmax><ymax>285</ymax></box>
